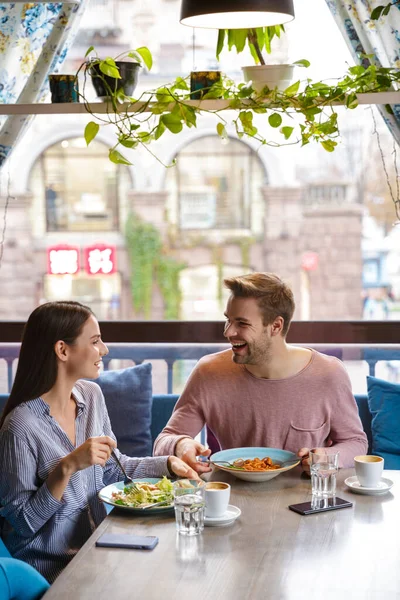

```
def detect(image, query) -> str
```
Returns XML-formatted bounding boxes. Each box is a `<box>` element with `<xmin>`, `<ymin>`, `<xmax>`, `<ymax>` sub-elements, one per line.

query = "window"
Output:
<box><xmin>165</xmin><ymin>136</ymin><xmax>266</xmax><ymax>231</ymax></box>
<box><xmin>29</xmin><ymin>138</ymin><xmax>127</xmax><ymax>233</ymax></box>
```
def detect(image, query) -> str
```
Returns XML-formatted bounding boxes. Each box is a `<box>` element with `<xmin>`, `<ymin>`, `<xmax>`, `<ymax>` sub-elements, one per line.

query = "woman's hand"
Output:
<box><xmin>167</xmin><ymin>455</ymin><xmax>202</xmax><ymax>481</ymax></box>
<box><xmin>63</xmin><ymin>436</ymin><xmax>117</xmax><ymax>474</ymax></box>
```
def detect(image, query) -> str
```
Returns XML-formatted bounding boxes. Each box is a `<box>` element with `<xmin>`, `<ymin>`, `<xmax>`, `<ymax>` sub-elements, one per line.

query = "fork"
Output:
<box><xmin>111</xmin><ymin>449</ymin><xmax>137</xmax><ymax>486</ymax></box>
<box><xmin>140</xmin><ymin>500</ymin><xmax>171</xmax><ymax>510</ymax></box>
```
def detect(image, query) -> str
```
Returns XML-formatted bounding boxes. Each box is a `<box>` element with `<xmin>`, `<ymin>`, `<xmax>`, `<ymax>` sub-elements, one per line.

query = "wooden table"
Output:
<box><xmin>43</xmin><ymin>468</ymin><xmax>400</xmax><ymax>600</ymax></box>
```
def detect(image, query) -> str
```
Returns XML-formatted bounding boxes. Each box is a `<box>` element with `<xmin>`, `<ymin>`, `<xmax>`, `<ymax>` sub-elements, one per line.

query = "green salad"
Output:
<box><xmin>111</xmin><ymin>477</ymin><xmax>173</xmax><ymax>507</ymax></box>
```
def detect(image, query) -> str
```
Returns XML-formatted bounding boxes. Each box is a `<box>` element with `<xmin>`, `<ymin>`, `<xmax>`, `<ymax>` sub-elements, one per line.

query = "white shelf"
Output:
<box><xmin>0</xmin><ymin>91</ymin><xmax>399</xmax><ymax>115</ymax></box>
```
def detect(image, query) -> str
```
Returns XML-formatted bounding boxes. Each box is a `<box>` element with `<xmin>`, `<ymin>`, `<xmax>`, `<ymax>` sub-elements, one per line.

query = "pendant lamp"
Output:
<box><xmin>180</xmin><ymin>0</ymin><xmax>295</xmax><ymax>29</ymax></box>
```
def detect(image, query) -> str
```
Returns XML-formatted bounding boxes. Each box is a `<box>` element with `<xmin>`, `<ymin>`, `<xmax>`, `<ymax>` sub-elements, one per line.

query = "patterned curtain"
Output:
<box><xmin>325</xmin><ymin>0</ymin><xmax>400</xmax><ymax>146</ymax></box>
<box><xmin>0</xmin><ymin>1</ymin><xmax>87</xmax><ymax>167</ymax></box>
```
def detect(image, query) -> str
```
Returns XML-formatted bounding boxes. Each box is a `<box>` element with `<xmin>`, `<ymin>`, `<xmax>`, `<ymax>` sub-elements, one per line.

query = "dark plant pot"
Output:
<box><xmin>89</xmin><ymin>61</ymin><xmax>141</xmax><ymax>99</ymax></box>
<box><xmin>49</xmin><ymin>74</ymin><xmax>79</xmax><ymax>103</ymax></box>
<box><xmin>190</xmin><ymin>70</ymin><xmax>222</xmax><ymax>100</ymax></box>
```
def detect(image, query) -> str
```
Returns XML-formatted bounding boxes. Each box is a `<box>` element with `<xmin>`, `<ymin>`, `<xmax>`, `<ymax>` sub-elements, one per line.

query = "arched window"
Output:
<box><xmin>29</xmin><ymin>137</ymin><xmax>132</xmax><ymax>233</ymax></box>
<box><xmin>165</xmin><ymin>136</ymin><xmax>267</xmax><ymax>232</ymax></box>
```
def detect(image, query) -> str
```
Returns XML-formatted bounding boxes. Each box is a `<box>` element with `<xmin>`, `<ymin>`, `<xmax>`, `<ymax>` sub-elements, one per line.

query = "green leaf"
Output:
<box><xmin>232</xmin><ymin>29</ymin><xmax>248</xmax><ymax>53</ymax></box>
<box><xmin>109</xmin><ymin>149</ymin><xmax>132</xmax><ymax>165</ymax></box>
<box><xmin>160</xmin><ymin>114</ymin><xmax>183</xmax><ymax>134</ymax></box>
<box><xmin>155</xmin><ymin>121</ymin><xmax>166</xmax><ymax>140</ymax></box>
<box><xmin>137</xmin><ymin>131</ymin><xmax>153</xmax><ymax>143</ymax></box>
<box><xmin>84</xmin><ymin>121</ymin><xmax>99</xmax><ymax>146</ymax></box>
<box><xmin>385</xmin><ymin>103</ymin><xmax>394</xmax><ymax>115</ymax></box>
<box><xmin>118</xmin><ymin>137</ymin><xmax>138</xmax><ymax>149</ymax></box>
<box><xmin>321</xmin><ymin>140</ymin><xmax>337</xmax><ymax>152</ymax></box>
<box><xmin>280</xmin><ymin>126</ymin><xmax>294</xmax><ymax>140</ymax></box>
<box><xmin>371</xmin><ymin>6</ymin><xmax>385</xmax><ymax>19</ymax></box>
<box><xmin>156</xmin><ymin>88</ymin><xmax>173</xmax><ymax>103</ymax></box>
<box><xmin>265</xmin><ymin>27</ymin><xmax>272</xmax><ymax>54</ymax></box>
<box><xmin>268</xmin><ymin>113</ymin><xmax>282</xmax><ymax>128</ymax></box>
<box><xmin>383</xmin><ymin>3</ymin><xmax>391</xmax><ymax>16</ymax></box>
<box><xmin>346</xmin><ymin>93</ymin><xmax>358</xmax><ymax>109</ymax></box>
<box><xmin>85</xmin><ymin>46</ymin><xmax>94</xmax><ymax>57</ymax></box>
<box><xmin>216</xmin><ymin>122</ymin><xmax>228</xmax><ymax>139</ymax></box>
<box><xmin>134</xmin><ymin>46</ymin><xmax>153</xmax><ymax>70</ymax></box>
<box><xmin>99</xmin><ymin>58</ymin><xmax>121</xmax><ymax>79</ymax></box>
<box><xmin>174</xmin><ymin>77</ymin><xmax>189</xmax><ymax>90</ymax></box>
<box><xmin>216</xmin><ymin>29</ymin><xmax>225</xmax><ymax>59</ymax></box>
<box><xmin>284</xmin><ymin>80</ymin><xmax>300</xmax><ymax>95</ymax></box>
<box><xmin>292</xmin><ymin>59</ymin><xmax>310</xmax><ymax>68</ymax></box>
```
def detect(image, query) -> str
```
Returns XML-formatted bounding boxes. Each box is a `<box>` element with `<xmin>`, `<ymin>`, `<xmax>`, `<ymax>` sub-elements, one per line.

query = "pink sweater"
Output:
<box><xmin>153</xmin><ymin>349</ymin><xmax>368</xmax><ymax>468</ymax></box>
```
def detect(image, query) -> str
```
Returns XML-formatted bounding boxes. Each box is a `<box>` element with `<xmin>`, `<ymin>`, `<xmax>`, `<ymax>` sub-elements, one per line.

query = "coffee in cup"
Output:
<box><xmin>354</xmin><ymin>455</ymin><xmax>384</xmax><ymax>487</ymax></box>
<box><xmin>205</xmin><ymin>482</ymin><xmax>230</xmax><ymax>518</ymax></box>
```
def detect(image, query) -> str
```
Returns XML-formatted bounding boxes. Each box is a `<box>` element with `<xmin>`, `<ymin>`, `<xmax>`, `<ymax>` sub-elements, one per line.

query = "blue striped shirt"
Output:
<box><xmin>0</xmin><ymin>379</ymin><xmax>170</xmax><ymax>582</ymax></box>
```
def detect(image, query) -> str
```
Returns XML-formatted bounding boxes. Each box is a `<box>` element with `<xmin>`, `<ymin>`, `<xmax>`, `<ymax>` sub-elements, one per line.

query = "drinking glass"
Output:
<box><xmin>173</xmin><ymin>480</ymin><xmax>205</xmax><ymax>536</ymax></box>
<box><xmin>310</xmin><ymin>450</ymin><xmax>339</xmax><ymax>498</ymax></box>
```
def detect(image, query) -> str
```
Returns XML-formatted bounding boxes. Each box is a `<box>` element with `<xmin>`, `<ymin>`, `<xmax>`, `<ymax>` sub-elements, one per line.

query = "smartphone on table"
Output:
<box><xmin>96</xmin><ymin>533</ymin><xmax>159</xmax><ymax>549</ymax></box>
<box><xmin>288</xmin><ymin>496</ymin><xmax>353</xmax><ymax>515</ymax></box>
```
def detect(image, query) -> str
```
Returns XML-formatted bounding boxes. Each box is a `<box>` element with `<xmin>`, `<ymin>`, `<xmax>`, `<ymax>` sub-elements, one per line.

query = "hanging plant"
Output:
<box><xmin>77</xmin><ymin>47</ymin><xmax>400</xmax><ymax>164</ymax></box>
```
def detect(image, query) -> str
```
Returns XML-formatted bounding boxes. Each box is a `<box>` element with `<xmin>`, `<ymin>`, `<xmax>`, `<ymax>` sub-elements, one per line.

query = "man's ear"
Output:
<box><xmin>54</xmin><ymin>340</ymin><xmax>68</xmax><ymax>362</ymax></box>
<box><xmin>270</xmin><ymin>317</ymin><xmax>284</xmax><ymax>337</ymax></box>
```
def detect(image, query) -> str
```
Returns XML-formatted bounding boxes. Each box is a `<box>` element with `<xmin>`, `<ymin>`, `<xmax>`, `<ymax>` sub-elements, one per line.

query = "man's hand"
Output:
<box><xmin>167</xmin><ymin>456</ymin><xmax>201</xmax><ymax>481</ymax></box>
<box><xmin>175</xmin><ymin>438</ymin><xmax>211</xmax><ymax>474</ymax></box>
<box><xmin>297</xmin><ymin>447</ymin><xmax>326</xmax><ymax>475</ymax></box>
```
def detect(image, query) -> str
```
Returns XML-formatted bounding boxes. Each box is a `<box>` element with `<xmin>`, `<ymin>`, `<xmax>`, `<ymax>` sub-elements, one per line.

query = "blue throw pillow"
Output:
<box><xmin>0</xmin><ymin>557</ymin><xmax>49</xmax><ymax>600</ymax></box>
<box><xmin>96</xmin><ymin>364</ymin><xmax>153</xmax><ymax>457</ymax></box>
<box><xmin>367</xmin><ymin>375</ymin><xmax>400</xmax><ymax>469</ymax></box>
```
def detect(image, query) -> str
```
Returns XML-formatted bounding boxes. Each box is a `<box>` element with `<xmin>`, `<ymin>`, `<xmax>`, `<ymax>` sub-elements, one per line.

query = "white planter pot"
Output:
<box><xmin>241</xmin><ymin>64</ymin><xmax>295</xmax><ymax>93</ymax></box>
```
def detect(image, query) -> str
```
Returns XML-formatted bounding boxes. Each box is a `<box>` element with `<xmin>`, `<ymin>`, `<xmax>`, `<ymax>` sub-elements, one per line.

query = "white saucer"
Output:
<box><xmin>344</xmin><ymin>476</ymin><xmax>394</xmax><ymax>496</ymax></box>
<box><xmin>204</xmin><ymin>505</ymin><xmax>241</xmax><ymax>527</ymax></box>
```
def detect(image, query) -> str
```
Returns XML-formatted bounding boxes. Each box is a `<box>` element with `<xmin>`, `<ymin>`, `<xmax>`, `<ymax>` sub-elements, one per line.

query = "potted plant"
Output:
<box><xmin>216</xmin><ymin>26</ymin><xmax>300</xmax><ymax>93</ymax></box>
<box><xmin>79</xmin><ymin>45</ymin><xmax>153</xmax><ymax>102</ymax></box>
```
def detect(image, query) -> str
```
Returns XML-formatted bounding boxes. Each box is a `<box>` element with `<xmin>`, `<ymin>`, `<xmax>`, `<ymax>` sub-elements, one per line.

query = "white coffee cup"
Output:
<box><xmin>205</xmin><ymin>482</ymin><xmax>231</xmax><ymax>518</ymax></box>
<box><xmin>354</xmin><ymin>455</ymin><xmax>384</xmax><ymax>487</ymax></box>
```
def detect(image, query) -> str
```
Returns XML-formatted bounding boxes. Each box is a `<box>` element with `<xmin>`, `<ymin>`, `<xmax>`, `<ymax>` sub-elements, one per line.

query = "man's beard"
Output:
<box><xmin>232</xmin><ymin>336</ymin><xmax>272</xmax><ymax>365</ymax></box>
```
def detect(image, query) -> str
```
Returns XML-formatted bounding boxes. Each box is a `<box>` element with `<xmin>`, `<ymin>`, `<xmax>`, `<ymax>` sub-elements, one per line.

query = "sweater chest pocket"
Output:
<box><xmin>285</xmin><ymin>420</ymin><xmax>330</xmax><ymax>451</ymax></box>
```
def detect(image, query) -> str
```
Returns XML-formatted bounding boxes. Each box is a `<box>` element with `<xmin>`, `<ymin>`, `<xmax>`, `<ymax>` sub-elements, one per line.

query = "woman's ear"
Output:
<box><xmin>54</xmin><ymin>340</ymin><xmax>68</xmax><ymax>362</ymax></box>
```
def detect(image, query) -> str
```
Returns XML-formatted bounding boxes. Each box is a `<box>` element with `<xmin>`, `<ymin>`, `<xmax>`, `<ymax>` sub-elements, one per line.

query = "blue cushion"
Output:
<box><xmin>150</xmin><ymin>394</ymin><xmax>178</xmax><ymax>447</ymax></box>
<box><xmin>96</xmin><ymin>364</ymin><xmax>153</xmax><ymax>457</ymax></box>
<box><xmin>0</xmin><ymin>538</ymin><xmax>11</xmax><ymax>558</ymax></box>
<box><xmin>367</xmin><ymin>376</ymin><xmax>400</xmax><ymax>469</ymax></box>
<box><xmin>0</xmin><ymin>557</ymin><xmax>49</xmax><ymax>600</ymax></box>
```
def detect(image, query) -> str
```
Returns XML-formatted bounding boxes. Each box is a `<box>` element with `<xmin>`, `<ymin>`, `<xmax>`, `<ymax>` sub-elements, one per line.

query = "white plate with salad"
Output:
<box><xmin>98</xmin><ymin>477</ymin><xmax>174</xmax><ymax>513</ymax></box>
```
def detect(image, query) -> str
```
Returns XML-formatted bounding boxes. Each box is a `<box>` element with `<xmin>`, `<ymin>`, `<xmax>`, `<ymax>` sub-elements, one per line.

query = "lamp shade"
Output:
<box><xmin>180</xmin><ymin>0</ymin><xmax>295</xmax><ymax>29</ymax></box>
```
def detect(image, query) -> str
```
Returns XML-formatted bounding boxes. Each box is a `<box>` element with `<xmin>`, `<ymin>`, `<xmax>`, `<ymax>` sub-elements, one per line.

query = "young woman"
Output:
<box><xmin>0</xmin><ymin>301</ymin><xmax>198</xmax><ymax>583</ymax></box>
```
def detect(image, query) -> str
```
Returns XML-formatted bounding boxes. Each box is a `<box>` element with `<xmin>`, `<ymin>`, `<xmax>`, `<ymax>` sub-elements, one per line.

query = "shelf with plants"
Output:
<box><xmin>2</xmin><ymin>36</ymin><xmax>400</xmax><ymax>164</ymax></box>
<box><xmin>0</xmin><ymin>91</ymin><xmax>399</xmax><ymax>115</ymax></box>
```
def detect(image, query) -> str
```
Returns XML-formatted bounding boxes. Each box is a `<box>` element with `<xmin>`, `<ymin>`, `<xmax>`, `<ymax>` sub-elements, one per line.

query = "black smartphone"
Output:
<box><xmin>95</xmin><ymin>533</ymin><xmax>159</xmax><ymax>550</ymax></box>
<box><xmin>288</xmin><ymin>497</ymin><xmax>353</xmax><ymax>515</ymax></box>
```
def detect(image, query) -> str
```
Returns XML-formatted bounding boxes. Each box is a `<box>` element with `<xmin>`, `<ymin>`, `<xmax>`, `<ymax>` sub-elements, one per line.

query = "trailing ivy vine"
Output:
<box><xmin>125</xmin><ymin>213</ymin><xmax>186</xmax><ymax>319</ymax></box>
<box><xmin>157</xmin><ymin>255</ymin><xmax>186</xmax><ymax>320</ymax></box>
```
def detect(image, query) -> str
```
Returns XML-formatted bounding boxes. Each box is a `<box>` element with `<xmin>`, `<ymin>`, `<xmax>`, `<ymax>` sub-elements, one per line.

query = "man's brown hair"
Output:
<box><xmin>223</xmin><ymin>272</ymin><xmax>295</xmax><ymax>336</ymax></box>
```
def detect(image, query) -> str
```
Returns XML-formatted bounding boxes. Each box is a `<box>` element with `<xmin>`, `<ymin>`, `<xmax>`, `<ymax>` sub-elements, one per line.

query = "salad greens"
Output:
<box><xmin>111</xmin><ymin>477</ymin><xmax>173</xmax><ymax>507</ymax></box>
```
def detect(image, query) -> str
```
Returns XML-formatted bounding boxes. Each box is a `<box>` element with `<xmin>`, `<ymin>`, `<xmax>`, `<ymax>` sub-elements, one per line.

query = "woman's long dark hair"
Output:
<box><xmin>0</xmin><ymin>301</ymin><xmax>93</xmax><ymax>428</ymax></box>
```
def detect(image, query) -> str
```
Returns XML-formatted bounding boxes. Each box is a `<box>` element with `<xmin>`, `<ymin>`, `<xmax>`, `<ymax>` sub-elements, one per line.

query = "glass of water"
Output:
<box><xmin>310</xmin><ymin>450</ymin><xmax>340</xmax><ymax>498</ymax></box>
<box><xmin>173</xmin><ymin>479</ymin><xmax>205</xmax><ymax>536</ymax></box>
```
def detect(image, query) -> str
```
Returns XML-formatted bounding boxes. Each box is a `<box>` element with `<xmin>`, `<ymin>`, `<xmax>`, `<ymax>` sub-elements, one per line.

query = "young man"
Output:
<box><xmin>153</xmin><ymin>272</ymin><xmax>368</xmax><ymax>473</ymax></box>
